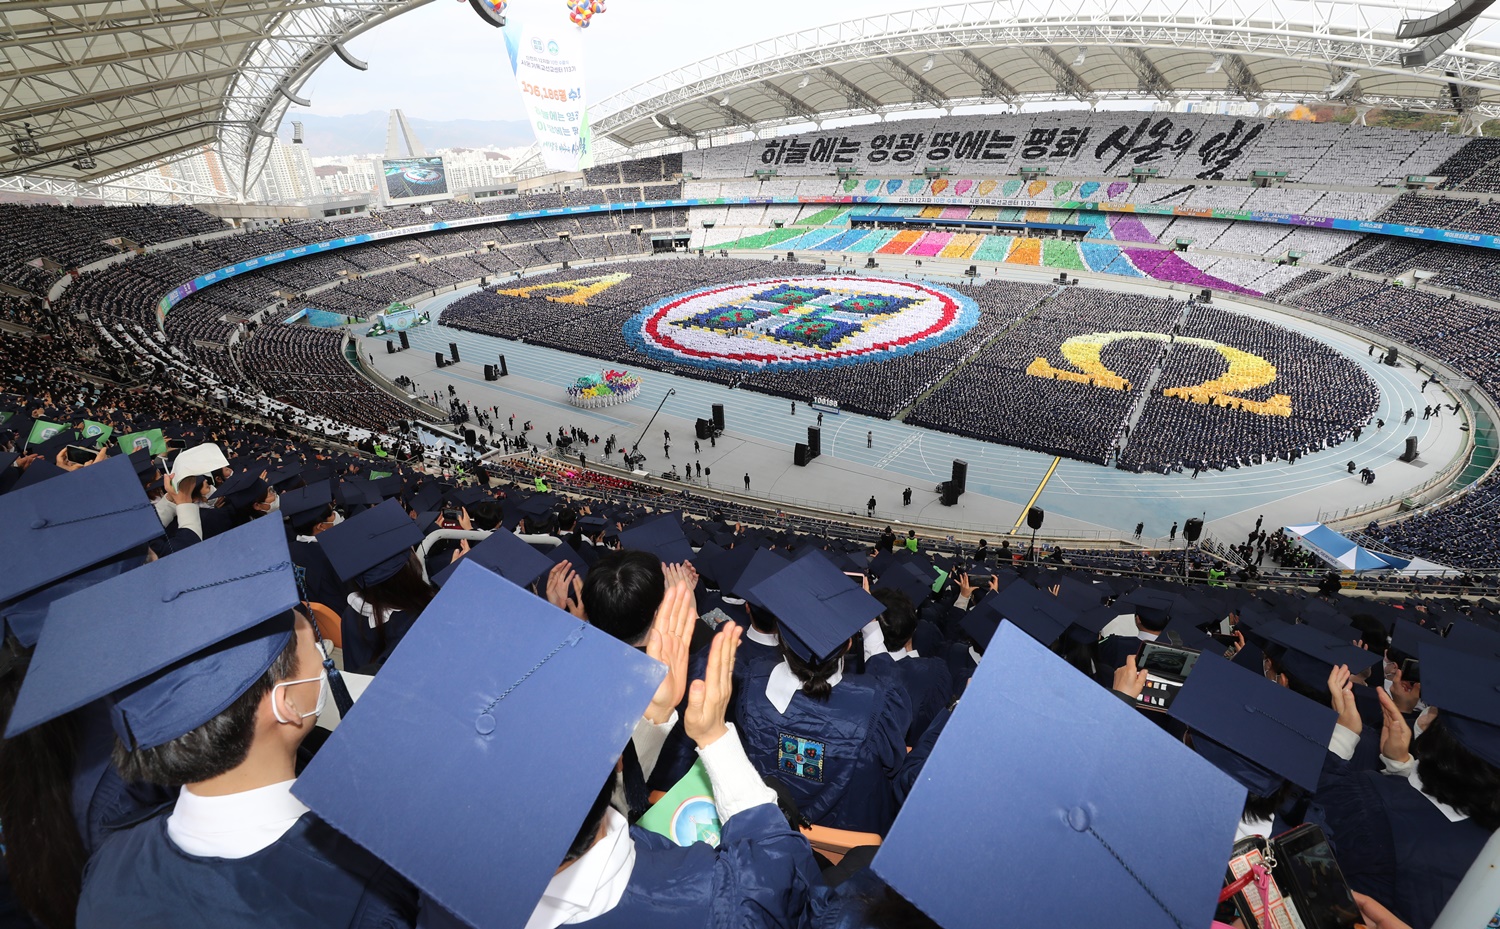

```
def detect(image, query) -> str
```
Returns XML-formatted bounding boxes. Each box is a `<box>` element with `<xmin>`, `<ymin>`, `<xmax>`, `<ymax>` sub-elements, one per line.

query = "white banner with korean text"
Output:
<box><xmin>503</xmin><ymin>8</ymin><xmax>593</xmax><ymax>172</ymax></box>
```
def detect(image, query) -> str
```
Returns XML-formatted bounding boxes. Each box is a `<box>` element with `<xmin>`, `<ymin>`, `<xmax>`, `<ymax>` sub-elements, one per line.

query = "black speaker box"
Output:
<box><xmin>483</xmin><ymin>365</ymin><xmax>497</xmax><ymax>381</ymax></box>
<box><xmin>1026</xmin><ymin>506</ymin><xmax>1045</xmax><ymax>530</ymax></box>
<box><xmin>1401</xmin><ymin>436</ymin><xmax>1419</xmax><ymax>462</ymax></box>
<box><xmin>940</xmin><ymin>481</ymin><xmax>958</xmax><ymax>506</ymax></box>
<box><xmin>807</xmin><ymin>427</ymin><xmax>821</xmax><ymax>458</ymax></box>
<box><xmin>793</xmin><ymin>443</ymin><xmax>809</xmax><ymax>467</ymax></box>
<box><xmin>711</xmin><ymin>403</ymin><xmax>725</xmax><ymax>431</ymax></box>
<box><xmin>399</xmin><ymin>330</ymin><xmax>410</xmax><ymax>350</ymax></box>
<box><xmin>695</xmin><ymin>418</ymin><xmax>710</xmax><ymax>440</ymax></box>
<box><xmin>498</xmin><ymin>354</ymin><xmax>508</xmax><ymax>376</ymax></box>
<box><xmin>435</xmin><ymin>352</ymin><xmax>446</xmax><ymax>368</ymax></box>
<box><xmin>385</xmin><ymin>340</ymin><xmax>395</xmax><ymax>354</ymax></box>
<box><xmin>1385</xmin><ymin>347</ymin><xmax>1399</xmax><ymax>367</ymax></box>
<box><xmin>449</xmin><ymin>342</ymin><xmax>460</xmax><ymax>364</ymax></box>
<box><xmin>950</xmin><ymin>459</ymin><xmax>968</xmax><ymax>495</ymax></box>
<box><xmin>1184</xmin><ymin>517</ymin><xmax>1203</xmax><ymax>543</ymax></box>
<box><xmin>463</xmin><ymin>428</ymin><xmax>477</xmax><ymax>447</ymax></box>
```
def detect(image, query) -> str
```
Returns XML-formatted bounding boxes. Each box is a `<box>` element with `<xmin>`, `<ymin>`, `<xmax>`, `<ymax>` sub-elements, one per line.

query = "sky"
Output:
<box><xmin>295</xmin><ymin>0</ymin><xmax>933</xmax><ymax>124</ymax></box>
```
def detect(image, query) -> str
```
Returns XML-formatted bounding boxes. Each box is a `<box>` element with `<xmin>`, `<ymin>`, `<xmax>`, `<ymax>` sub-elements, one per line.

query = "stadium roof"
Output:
<box><xmin>0</xmin><ymin>0</ymin><xmax>432</xmax><ymax>191</ymax></box>
<box><xmin>590</xmin><ymin>0</ymin><xmax>1500</xmax><ymax>151</ymax></box>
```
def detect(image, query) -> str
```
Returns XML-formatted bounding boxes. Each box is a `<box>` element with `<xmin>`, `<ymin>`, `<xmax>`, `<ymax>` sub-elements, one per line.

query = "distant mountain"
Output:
<box><xmin>279</xmin><ymin>112</ymin><xmax>534</xmax><ymax>157</ymax></box>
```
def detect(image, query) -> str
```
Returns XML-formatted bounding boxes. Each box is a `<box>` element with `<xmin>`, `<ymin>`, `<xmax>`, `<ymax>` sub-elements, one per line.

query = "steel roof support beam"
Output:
<box><xmin>1221</xmin><ymin>54</ymin><xmax>1265</xmax><ymax>100</ymax></box>
<box><xmin>1031</xmin><ymin>47</ymin><xmax>1095</xmax><ymax>102</ymax></box>
<box><xmin>952</xmin><ymin>49</ymin><xmax>1018</xmax><ymax>105</ymax></box>
<box><xmin>820</xmin><ymin>66</ymin><xmax>882</xmax><ymax>113</ymax></box>
<box><xmin>1116</xmin><ymin>46</ymin><xmax>1176</xmax><ymax>100</ymax></box>
<box><xmin>759</xmin><ymin>79</ymin><xmax>821</xmax><ymax>122</ymax></box>
<box><xmin>879</xmin><ymin>56</ymin><xmax>948</xmax><ymax>108</ymax></box>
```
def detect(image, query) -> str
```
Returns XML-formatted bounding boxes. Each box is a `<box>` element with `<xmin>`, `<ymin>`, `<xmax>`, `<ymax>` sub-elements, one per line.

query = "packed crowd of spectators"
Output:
<box><xmin>1118</xmin><ymin>303</ymin><xmax>1380</xmax><ymax>473</ymax></box>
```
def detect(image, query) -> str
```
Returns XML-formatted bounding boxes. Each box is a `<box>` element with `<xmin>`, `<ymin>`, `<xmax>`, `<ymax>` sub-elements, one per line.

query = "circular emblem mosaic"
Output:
<box><xmin>624</xmin><ymin>276</ymin><xmax>978</xmax><ymax>372</ymax></box>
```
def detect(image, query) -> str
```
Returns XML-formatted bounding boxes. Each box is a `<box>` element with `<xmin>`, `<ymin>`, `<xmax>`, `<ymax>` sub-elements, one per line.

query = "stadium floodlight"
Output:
<box><xmin>922</xmin><ymin>56</ymin><xmax>936</xmax><ymax>72</ymax></box>
<box><xmin>797</xmin><ymin>75</ymin><xmax>810</xmax><ymax>89</ymax></box>
<box><xmin>74</xmin><ymin>154</ymin><xmax>96</xmax><ymax>171</ymax></box>
<box><xmin>1206</xmin><ymin>56</ymin><xmax>1224</xmax><ymax>74</ymax></box>
<box><xmin>719</xmin><ymin>96</ymin><xmax>731</xmax><ymax>106</ymax></box>
<box><xmin>1072</xmin><ymin>49</ymin><xmax>1087</xmax><ymax>66</ymax></box>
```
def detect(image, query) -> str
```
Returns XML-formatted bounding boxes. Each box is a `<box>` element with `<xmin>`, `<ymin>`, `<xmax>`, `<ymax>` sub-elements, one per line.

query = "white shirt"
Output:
<box><xmin>766</xmin><ymin>659</ymin><xmax>843</xmax><ymax>714</ymax></box>
<box><xmin>744</xmin><ymin>627</ymin><xmax>778</xmax><ymax>648</ymax></box>
<box><xmin>166</xmin><ymin>780</ymin><xmax>309</xmax><ymax>859</ymax></box>
<box><xmin>1381</xmin><ymin>753</ymin><xmax>1468</xmax><ymax>823</ymax></box>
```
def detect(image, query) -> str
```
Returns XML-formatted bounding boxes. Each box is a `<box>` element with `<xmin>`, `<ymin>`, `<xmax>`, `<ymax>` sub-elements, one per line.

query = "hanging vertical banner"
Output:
<box><xmin>503</xmin><ymin>7</ymin><xmax>593</xmax><ymax>172</ymax></box>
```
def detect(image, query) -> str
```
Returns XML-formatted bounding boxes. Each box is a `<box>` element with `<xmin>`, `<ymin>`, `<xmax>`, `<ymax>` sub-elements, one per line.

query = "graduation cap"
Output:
<box><xmin>872</xmin><ymin>561</ymin><xmax>937</xmax><ymax>608</ymax></box>
<box><xmin>5</xmin><ymin>518</ymin><xmax>301</xmax><ymax>750</ymax></box>
<box><xmin>1442</xmin><ymin>620</ymin><xmax>1500</xmax><ymax>662</ymax></box>
<box><xmin>281</xmin><ymin>480</ymin><xmax>334</xmax><ymax>531</ymax></box>
<box><xmin>545</xmin><ymin>541</ymin><xmax>590</xmax><ymax>578</ymax></box>
<box><xmin>728</xmin><ymin>548</ymin><xmax>790</xmax><ymax>610</ymax></box>
<box><xmin>9</xmin><ymin>456</ymin><xmax>65</xmax><ymax>490</ymax></box>
<box><xmin>578</xmin><ymin>515</ymin><xmax>607</xmax><ymax>535</ymax></box>
<box><xmin>126</xmin><ymin>448</ymin><xmax>160</xmax><ymax>478</ymax></box>
<box><xmin>411</xmin><ymin>483</ymin><xmax>444</xmax><ymax>513</ymax></box>
<box><xmin>517</xmin><ymin>494</ymin><xmax>559</xmax><ymax>521</ymax></box>
<box><xmin>871</xmin><ymin>622</ymin><xmax>1244</xmax><ymax>929</ymax></box>
<box><xmin>617</xmin><ymin>513</ymin><xmax>695</xmax><ymax>564</ymax></box>
<box><xmin>0</xmin><ymin>454</ymin><xmax>163</xmax><ymax>604</ymax></box>
<box><xmin>749</xmin><ymin>555</ymin><xmax>884</xmax><ymax>664</ymax></box>
<box><xmin>1388</xmin><ymin>620</ymin><xmax>1442</xmax><ymax>663</ymax></box>
<box><xmin>318</xmin><ymin>499</ymin><xmax>425</xmax><ymax>586</ymax></box>
<box><xmin>431</xmin><ymin>529</ymin><xmax>554</xmax><ymax>590</ymax></box>
<box><xmin>1264</xmin><ymin>622</ymin><xmax>1380</xmax><ymax>685</ymax></box>
<box><xmin>265</xmin><ymin>465</ymin><xmax>304</xmax><ymax>489</ymax></box>
<box><xmin>369</xmin><ymin>474</ymin><xmax>405</xmax><ymax>501</ymax></box>
<box><xmin>1</xmin><ymin>551</ymin><xmax>138</xmax><ymax>649</ymax></box>
<box><xmin>1420</xmin><ymin>645</ymin><xmax>1500</xmax><ymax>769</ymax></box>
<box><xmin>1169</xmin><ymin>651</ymin><xmax>1337</xmax><ymax>793</ymax></box>
<box><xmin>167</xmin><ymin>442</ymin><xmax>229</xmax><ymax>490</ymax></box>
<box><xmin>984</xmin><ymin>579</ymin><xmax>1072</xmax><ymax>646</ymax></box>
<box><xmin>215</xmin><ymin>468</ymin><xmax>268</xmax><ymax>511</ymax></box>
<box><xmin>292</xmin><ymin>561</ymin><xmax>665</xmax><ymax>929</ymax></box>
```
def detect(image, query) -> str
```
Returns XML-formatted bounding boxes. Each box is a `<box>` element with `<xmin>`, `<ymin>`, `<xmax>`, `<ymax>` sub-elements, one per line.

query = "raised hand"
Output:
<box><xmin>1327</xmin><ymin>664</ymin><xmax>1361</xmax><ymax>735</ymax></box>
<box><xmin>1112</xmin><ymin>655</ymin><xmax>1148</xmax><ymax>701</ymax></box>
<box><xmin>685</xmin><ymin>621</ymin><xmax>742</xmax><ymax>749</ymax></box>
<box><xmin>644</xmin><ymin>582</ymin><xmax>695</xmax><ymax>724</ymax></box>
<box><xmin>1376</xmin><ymin>686</ymin><xmax>1413</xmax><ymax>763</ymax></box>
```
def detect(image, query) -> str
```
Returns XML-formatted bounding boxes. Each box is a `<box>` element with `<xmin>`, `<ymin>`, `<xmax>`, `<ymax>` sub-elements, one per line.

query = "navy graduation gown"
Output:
<box><xmin>1313</xmin><ymin>769</ymin><xmax>1489</xmax><ymax>929</ymax></box>
<box><xmin>811</xmin><ymin>867</ymin><xmax>887</xmax><ymax>929</ymax></box>
<box><xmin>339</xmin><ymin>607</ymin><xmax>418</xmax><ymax>675</ymax></box>
<box><xmin>288</xmin><ymin>538</ymin><xmax>346</xmax><ymax>614</ymax></box>
<box><xmin>77</xmin><ymin>811</ymin><xmax>418</xmax><ymax>929</ymax></box>
<box><xmin>576</xmin><ymin>805</ymin><xmax>823</xmax><ymax>929</ymax></box>
<box><xmin>941</xmin><ymin>642</ymin><xmax>978</xmax><ymax>698</ymax></box>
<box><xmin>71</xmin><ymin>701</ymin><xmax>173</xmax><ymax>854</ymax></box>
<box><xmin>863</xmin><ymin>653</ymin><xmax>953</xmax><ymax>745</ymax></box>
<box><xmin>735</xmin><ymin>668</ymin><xmax>911</xmax><ymax>834</ymax></box>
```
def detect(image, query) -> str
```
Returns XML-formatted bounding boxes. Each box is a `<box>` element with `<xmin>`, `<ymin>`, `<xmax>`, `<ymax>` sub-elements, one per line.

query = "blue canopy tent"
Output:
<box><xmin>1284</xmin><ymin>523</ymin><xmax>1408</xmax><ymax>573</ymax></box>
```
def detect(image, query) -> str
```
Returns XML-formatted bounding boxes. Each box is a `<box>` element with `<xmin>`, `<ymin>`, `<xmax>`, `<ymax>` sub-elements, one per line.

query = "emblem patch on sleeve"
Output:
<box><xmin>778</xmin><ymin>733</ymin><xmax>825</xmax><ymax>782</ymax></box>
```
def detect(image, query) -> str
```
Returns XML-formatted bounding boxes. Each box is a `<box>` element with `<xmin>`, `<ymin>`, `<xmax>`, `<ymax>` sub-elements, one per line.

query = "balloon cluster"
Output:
<box><xmin>567</xmin><ymin>0</ymin><xmax>605</xmax><ymax>27</ymax></box>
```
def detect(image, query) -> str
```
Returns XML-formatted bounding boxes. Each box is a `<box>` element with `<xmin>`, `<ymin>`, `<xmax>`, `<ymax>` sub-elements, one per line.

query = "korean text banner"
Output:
<box><xmin>503</xmin><ymin>8</ymin><xmax>592</xmax><ymax>172</ymax></box>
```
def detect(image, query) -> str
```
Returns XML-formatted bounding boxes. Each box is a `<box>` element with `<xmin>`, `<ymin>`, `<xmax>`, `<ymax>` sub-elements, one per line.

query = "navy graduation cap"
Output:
<box><xmin>749</xmin><ymin>555</ymin><xmax>884</xmax><ymax>663</ymax></box>
<box><xmin>0</xmin><ymin>454</ymin><xmax>163</xmax><ymax>604</ymax></box>
<box><xmin>5</xmin><ymin>517</ymin><xmax>301</xmax><ymax>750</ymax></box>
<box><xmin>617</xmin><ymin>513</ymin><xmax>695</xmax><ymax>564</ymax></box>
<box><xmin>281</xmin><ymin>480</ymin><xmax>334</xmax><ymax>528</ymax></box>
<box><xmin>984</xmin><ymin>579</ymin><xmax>1072</xmax><ymax>645</ymax></box>
<box><xmin>545</xmin><ymin>540</ymin><xmax>590</xmax><ymax>578</ymax></box>
<box><xmin>1443</xmin><ymin>620</ymin><xmax>1500</xmax><ymax>661</ymax></box>
<box><xmin>1265</xmin><ymin>622</ymin><xmax>1380</xmax><ymax>683</ymax></box>
<box><xmin>727</xmin><ymin>548</ymin><xmax>789</xmax><ymax>610</ymax></box>
<box><xmin>431</xmin><ymin>528</ymin><xmax>554</xmax><ymax>590</ymax></box>
<box><xmin>317</xmin><ymin>498</ymin><xmax>426</xmax><ymax>586</ymax></box>
<box><xmin>293</xmin><ymin>561</ymin><xmax>666</xmax><ymax>929</ymax></box>
<box><xmin>873</xmin><ymin>561</ymin><xmax>936</xmax><ymax>607</ymax></box>
<box><xmin>1420</xmin><ymin>645</ymin><xmax>1500</xmax><ymax>769</ymax></box>
<box><xmin>871</xmin><ymin>622</ymin><xmax>1244</xmax><ymax>929</ymax></box>
<box><xmin>1388</xmin><ymin>619</ymin><xmax>1442</xmax><ymax>662</ymax></box>
<box><xmin>1169</xmin><ymin>650</ymin><xmax>1337</xmax><ymax>793</ymax></box>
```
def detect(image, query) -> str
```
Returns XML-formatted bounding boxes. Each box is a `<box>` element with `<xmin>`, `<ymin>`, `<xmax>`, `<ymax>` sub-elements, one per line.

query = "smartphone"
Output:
<box><xmin>1226</xmin><ymin>836</ymin><xmax>1301</xmax><ymax>929</ymax></box>
<box><xmin>1273</xmin><ymin>824</ymin><xmax>1367</xmax><ymax>929</ymax></box>
<box><xmin>1400</xmin><ymin>657</ymin><xmax>1421</xmax><ymax>684</ymax></box>
<box><xmin>440</xmin><ymin>508</ymin><xmax>461</xmax><ymax>527</ymax></box>
<box><xmin>1137</xmin><ymin>641</ymin><xmax>1202</xmax><ymax>682</ymax></box>
<box><xmin>65</xmin><ymin>445</ymin><xmax>98</xmax><ymax>465</ymax></box>
<box><xmin>967</xmin><ymin>573</ymin><xmax>993</xmax><ymax>586</ymax></box>
<box><xmin>1134</xmin><ymin>641</ymin><xmax>1202</xmax><ymax>712</ymax></box>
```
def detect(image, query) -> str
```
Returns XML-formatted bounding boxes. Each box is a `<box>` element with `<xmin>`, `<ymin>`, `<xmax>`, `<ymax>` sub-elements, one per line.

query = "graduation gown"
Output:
<box><xmin>941</xmin><ymin>642</ymin><xmax>979</xmax><ymax>698</ymax></box>
<box><xmin>735</xmin><ymin>668</ymin><xmax>911</xmax><ymax>834</ymax></box>
<box><xmin>77</xmin><ymin>811</ymin><xmax>419</xmax><ymax>929</ymax></box>
<box><xmin>340</xmin><ymin>607</ymin><xmax>419</xmax><ymax>675</ymax></box>
<box><xmin>575</xmin><ymin>805</ymin><xmax>824</xmax><ymax>929</ymax></box>
<box><xmin>288</xmin><ymin>538</ymin><xmax>346</xmax><ymax>614</ymax></box>
<box><xmin>862</xmin><ymin>653</ymin><xmax>953</xmax><ymax>746</ymax></box>
<box><xmin>1313</xmin><ymin>769</ymin><xmax>1490</xmax><ymax>929</ymax></box>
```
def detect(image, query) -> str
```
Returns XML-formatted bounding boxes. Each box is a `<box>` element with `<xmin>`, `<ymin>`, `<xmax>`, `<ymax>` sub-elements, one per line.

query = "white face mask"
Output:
<box><xmin>272</xmin><ymin>667</ymin><xmax>328</xmax><ymax>723</ymax></box>
<box><xmin>262</xmin><ymin>495</ymin><xmax>281</xmax><ymax>513</ymax></box>
<box><xmin>325</xmin><ymin>510</ymin><xmax>344</xmax><ymax>528</ymax></box>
